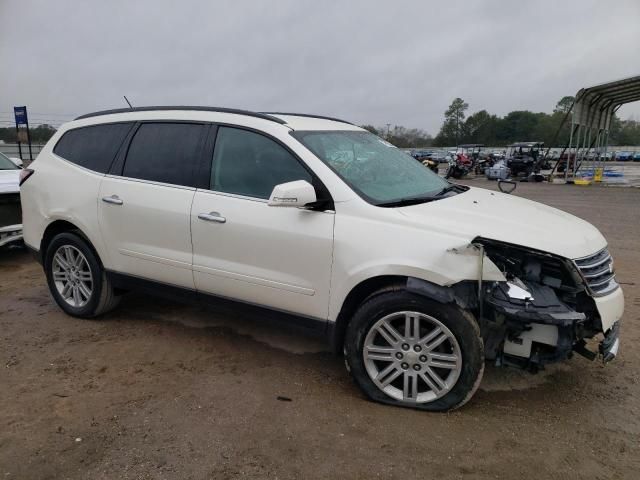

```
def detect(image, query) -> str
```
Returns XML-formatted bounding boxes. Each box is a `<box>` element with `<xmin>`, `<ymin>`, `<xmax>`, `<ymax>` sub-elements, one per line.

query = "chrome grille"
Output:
<box><xmin>573</xmin><ymin>248</ymin><xmax>618</xmax><ymax>296</ymax></box>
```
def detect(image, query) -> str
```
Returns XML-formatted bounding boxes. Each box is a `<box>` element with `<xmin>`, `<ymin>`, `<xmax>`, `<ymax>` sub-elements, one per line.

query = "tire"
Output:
<box><xmin>44</xmin><ymin>232</ymin><xmax>120</xmax><ymax>318</ymax></box>
<box><xmin>445</xmin><ymin>166</ymin><xmax>453</xmax><ymax>179</ymax></box>
<box><xmin>344</xmin><ymin>290</ymin><xmax>484</xmax><ymax>411</ymax></box>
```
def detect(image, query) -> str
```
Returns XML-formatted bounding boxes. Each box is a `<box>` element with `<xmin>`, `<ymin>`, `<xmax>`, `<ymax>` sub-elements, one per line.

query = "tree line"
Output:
<box><xmin>360</xmin><ymin>125</ymin><xmax>433</xmax><ymax>148</ymax></box>
<box><xmin>0</xmin><ymin>124</ymin><xmax>58</xmax><ymax>144</ymax></box>
<box><xmin>432</xmin><ymin>96</ymin><xmax>640</xmax><ymax>147</ymax></box>
<box><xmin>362</xmin><ymin>96</ymin><xmax>640</xmax><ymax>148</ymax></box>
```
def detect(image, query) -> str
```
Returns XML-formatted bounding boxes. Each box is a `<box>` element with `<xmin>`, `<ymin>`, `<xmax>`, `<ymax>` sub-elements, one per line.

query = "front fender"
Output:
<box><xmin>328</xmin><ymin>244</ymin><xmax>505</xmax><ymax>321</ymax></box>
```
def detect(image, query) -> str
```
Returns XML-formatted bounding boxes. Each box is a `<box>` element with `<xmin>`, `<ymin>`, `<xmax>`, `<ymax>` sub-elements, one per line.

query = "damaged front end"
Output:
<box><xmin>473</xmin><ymin>238</ymin><xmax>620</xmax><ymax>372</ymax></box>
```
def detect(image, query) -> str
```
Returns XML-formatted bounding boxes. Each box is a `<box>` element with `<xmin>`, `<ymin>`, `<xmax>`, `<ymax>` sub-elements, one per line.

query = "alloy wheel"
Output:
<box><xmin>51</xmin><ymin>245</ymin><xmax>94</xmax><ymax>308</ymax></box>
<box><xmin>363</xmin><ymin>311</ymin><xmax>462</xmax><ymax>403</ymax></box>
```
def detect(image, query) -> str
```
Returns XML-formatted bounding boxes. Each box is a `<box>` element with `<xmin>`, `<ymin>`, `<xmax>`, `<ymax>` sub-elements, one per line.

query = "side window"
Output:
<box><xmin>211</xmin><ymin>127</ymin><xmax>312</xmax><ymax>199</ymax></box>
<box><xmin>122</xmin><ymin>123</ymin><xmax>205</xmax><ymax>187</ymax></box>
<box><xmin>53</xmin><ymin>123</ymin><xmax>133</xmax><ymax>173</ymax></box>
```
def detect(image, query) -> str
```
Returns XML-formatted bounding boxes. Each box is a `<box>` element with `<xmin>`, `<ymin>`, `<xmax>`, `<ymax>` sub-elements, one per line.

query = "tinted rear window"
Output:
<box><xmin>122</xmin><ymin>123</ymin><xmax>205</xmax><ymax>187</ymax></box>
<box><xmin>53</xmin><ymin>123</ymin><xmax>133</xmax><ymax>173</ymax></box>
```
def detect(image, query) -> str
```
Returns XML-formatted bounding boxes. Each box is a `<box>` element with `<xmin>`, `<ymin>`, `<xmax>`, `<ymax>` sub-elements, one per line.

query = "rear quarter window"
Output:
<box><xmin>53</xmin><ymin>123</ymin><xmax>133</xmax><ymax>173</ymax></box>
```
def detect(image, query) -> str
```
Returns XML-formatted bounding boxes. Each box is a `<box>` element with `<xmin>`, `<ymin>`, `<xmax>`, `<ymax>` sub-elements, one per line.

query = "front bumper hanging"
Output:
<box><xmin>600</xmin><ymin>322</ymin><xmax>620</xmax><ymax>363</ymax></box>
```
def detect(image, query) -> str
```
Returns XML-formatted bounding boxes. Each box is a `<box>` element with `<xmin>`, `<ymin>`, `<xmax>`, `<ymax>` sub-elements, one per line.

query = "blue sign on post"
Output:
<box><xmin>13</xmin><ymin>106</ymin><xmax>31</xmax><ymax>162</ymax></box>
<box><xmin>14</xmin><ymin>106</ymin><xmax>28</xmax><ymax>126</ymax></box>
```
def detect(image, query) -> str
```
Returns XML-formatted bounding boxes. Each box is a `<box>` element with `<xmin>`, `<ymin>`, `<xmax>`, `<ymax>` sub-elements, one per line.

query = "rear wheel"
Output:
<box><xmin>344</xmin><ymin>290</ymin><xmax>484</xmax><ymax>411</ymax></box>
<box><xmin>44</xmin><ymin>232</ymin><xmax>120</xmax><ymax>318</ymax></box>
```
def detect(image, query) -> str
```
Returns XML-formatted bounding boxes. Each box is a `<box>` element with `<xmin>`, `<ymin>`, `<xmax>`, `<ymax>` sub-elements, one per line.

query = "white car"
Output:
<box><xmin>0</xmin><ymin>152</ymin><xmax>23</xmax><ymax>247</ymax></box>
<box><xmin>20</xmin><ymin>107</ymin><xmax>624</xmax><ymax>411</ymax></box>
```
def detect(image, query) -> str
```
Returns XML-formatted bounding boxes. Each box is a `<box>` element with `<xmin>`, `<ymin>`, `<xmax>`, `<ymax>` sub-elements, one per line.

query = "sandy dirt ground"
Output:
<box><xmin>1</xmin><ymin>180</ymin><xmax>639</xmax><ymax>479</ymax></box>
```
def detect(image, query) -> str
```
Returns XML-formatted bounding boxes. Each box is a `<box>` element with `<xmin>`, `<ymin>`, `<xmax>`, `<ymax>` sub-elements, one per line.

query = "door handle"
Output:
<box><xmin>198</xmin><ymin>212</ymin><xmax>226</xmax><ymax>223</ymax></box>
<box><xmin>102</xmin><ymin>195</ymin><xmax>123</xmax><ymax>205</ymax></box>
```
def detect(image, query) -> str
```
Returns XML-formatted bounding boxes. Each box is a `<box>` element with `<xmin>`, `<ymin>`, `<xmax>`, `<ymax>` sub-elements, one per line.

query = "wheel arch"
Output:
<box><xmin>40</xmin><ymin>219</ymin><xmax>104</xmax><ymax>268</ymax></box>
<box><xmin>329</xmin><ymin>275</ymin><xmax>478</xmax><ymax>354</ymax></box>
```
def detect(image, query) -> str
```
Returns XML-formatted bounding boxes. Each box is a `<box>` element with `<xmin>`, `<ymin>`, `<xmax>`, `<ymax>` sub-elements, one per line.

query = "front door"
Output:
<box><xmin>191</xmin><ymin>126</ymin><xmax>335</xmax><ymax>319</ymax></box>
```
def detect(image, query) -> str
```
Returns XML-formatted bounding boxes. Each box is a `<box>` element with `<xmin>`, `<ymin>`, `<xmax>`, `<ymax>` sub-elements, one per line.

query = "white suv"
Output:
<box><xmin>20</xmin><ymin>107</ymin><xmax>624</xmax><ymax>411</ymax></box>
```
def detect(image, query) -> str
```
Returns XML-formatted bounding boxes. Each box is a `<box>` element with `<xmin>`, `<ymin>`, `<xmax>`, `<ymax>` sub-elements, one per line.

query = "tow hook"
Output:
<box><xmin>574</xmin><ymin>340</ymin><xmax>597</xmax><ymax>361</ymax></box>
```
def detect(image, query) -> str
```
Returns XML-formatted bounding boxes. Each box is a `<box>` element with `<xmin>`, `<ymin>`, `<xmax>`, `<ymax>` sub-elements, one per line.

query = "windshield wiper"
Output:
<box><xmin>376</xmin><ymin>195</ymin><xmax>437</xmax><ymax>208</ymax></box>
<box><xmin>433</xmin><ymin>184</ymin><xmax>459</xmax><ymax>197</ymax></box>
<box><xmin>377</xmin><ymin>184</ymin><xmax>468</xmax><ymax>208</ymax></box>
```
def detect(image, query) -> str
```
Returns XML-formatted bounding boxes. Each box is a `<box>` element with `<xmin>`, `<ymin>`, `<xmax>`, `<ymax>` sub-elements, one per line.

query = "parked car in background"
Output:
<box><xmin>410</xmin><ymin>149</ymin><xmax>434</xmax><ymax>158</ymax></box>
<box><xmin>489</xmin><ymin>150</ymin><xmax>505</xmax><ymax>161</ymax></box>
<box><xmin>614</xmin><ymin>151</ymin><xmax>633</xmax><ymax>161</ymax></box>
<box><xmin>0</xmin><ymin>151</ymin><xmax>23</xmax><ymax>168</ymax></box>
<box><xmin>431</xmin><ymin>151</ymin><xmax>449</xmax><ymax>163</ymax></box>
<box><xmin>21</xmin><ymin>106</ymin><xmax>624</xmax><ymax>412</ymax></box>
<box><xmin>633</xmin><ymin>152</ymin><xmax>640</xmax><ymax>162</ymax></box>
<box><xmin>0</xmin><ymin>152</ymin><xmax>23</xmax><ymax>248</ymax></box>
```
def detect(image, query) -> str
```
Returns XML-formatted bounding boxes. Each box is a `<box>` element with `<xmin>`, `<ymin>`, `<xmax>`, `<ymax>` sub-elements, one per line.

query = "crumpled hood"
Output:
<box><xmin>0</xmin><ymin>170</ymin><xmax>20</xmax><ymax>194</ymax></box>
<box><xmin>397</xmin><ymin>186</ymin><xmax>606</xmax><ymax>259</ymax></box>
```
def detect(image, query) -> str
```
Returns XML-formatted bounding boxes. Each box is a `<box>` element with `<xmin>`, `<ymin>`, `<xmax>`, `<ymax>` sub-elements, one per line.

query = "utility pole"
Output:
<box><xmin>386</xmin><ymin>123</ymin><xmax>391</xmax><ymax>139</ymax></box>
<box><xmin>455</xmin><ymin>107</ymin><xmax>459</xmax><ymax>147</ymax></box>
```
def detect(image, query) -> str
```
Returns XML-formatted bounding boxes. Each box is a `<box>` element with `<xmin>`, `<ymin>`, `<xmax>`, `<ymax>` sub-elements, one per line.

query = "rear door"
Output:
<box><xmin>98</xmin><ymin>122</ymin><xmax>208</xmax><ymax>289</ymax></box>
<box><xmin>190</xmin><ymin>126</ymin><xmax>335</xmax><ymax>319</ymax></box>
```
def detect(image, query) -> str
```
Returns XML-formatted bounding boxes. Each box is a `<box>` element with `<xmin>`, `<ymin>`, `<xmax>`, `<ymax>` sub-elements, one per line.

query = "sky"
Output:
<box><xmin>1</xmin><ymin>0</ymin><xmax>639</xmax><ymax>134</ymax></box>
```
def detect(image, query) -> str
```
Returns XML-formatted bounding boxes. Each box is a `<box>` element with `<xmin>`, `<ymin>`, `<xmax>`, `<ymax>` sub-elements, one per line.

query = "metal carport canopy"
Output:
<box><xmin>547</xmin><ymin>74</ymin><xmax>640</xmax><ymax>181</ymax></box>
<box><xmin>573</xmin><ymin>75</ymin><xmax>640</xmax><ymax>129</ymax></box>
<box><xmin>557</xmin><ymin>75</ymin><xmax>640</xmax><ymax>182</ymax></box>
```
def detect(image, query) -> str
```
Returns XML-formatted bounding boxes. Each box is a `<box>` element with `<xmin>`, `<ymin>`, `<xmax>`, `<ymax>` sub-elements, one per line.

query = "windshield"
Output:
<box><xmin>0</xmin><ymin>152</ymin><xmax>19</xmax><ymax>170</ymax></box>
<box><xmin>293</xmin><ymin>130</ymin><xmax>449</xmax><ymax>205</ymax></box>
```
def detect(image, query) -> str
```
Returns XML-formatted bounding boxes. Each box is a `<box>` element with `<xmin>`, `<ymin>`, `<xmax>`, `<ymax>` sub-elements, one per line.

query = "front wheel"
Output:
<box><xmin>344</xmin><ymin>291</ymin><xmax>484</xmax><ymax>411</ymax></box>
<box><xmin>445</xmin><ymin>165</ymin><xmax>453</xmax><ymax>179</ymax></box>
<box><xmin>452</xmin><ymin>168</ymin><xmax>464</xmax><ymax>179</ymax></box>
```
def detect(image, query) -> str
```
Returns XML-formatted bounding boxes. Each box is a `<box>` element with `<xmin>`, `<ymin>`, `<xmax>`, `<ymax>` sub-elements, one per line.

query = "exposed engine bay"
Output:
<box><xmin>474</xmin><ymin>238</ymin><xmax>618</xmax><ymax>371</ymax></box>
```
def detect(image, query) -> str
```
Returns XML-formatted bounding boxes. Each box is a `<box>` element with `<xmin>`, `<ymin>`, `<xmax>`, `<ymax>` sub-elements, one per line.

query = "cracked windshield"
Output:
<box><xmin>294</xmin><ymin>131</ymin><xmax>448</xmax><ymax>204</ymax></box>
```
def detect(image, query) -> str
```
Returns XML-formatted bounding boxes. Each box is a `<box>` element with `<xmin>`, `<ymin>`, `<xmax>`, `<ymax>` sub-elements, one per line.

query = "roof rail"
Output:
<box><xmin>74</xmin><ymin>106</ymin><xmax>287</xmax><ymax>124</ymax></box>
<box><xmin>261</xmin><ymin>112</ymin><xmax>355</xmax><ymax>126</ymax></box>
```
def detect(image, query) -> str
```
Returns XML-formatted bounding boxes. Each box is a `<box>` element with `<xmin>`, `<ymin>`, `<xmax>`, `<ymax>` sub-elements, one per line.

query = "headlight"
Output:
<box><xmin>474</xmin><ymin>237</ymin><xmax>581</xmax><ymax>293</ymax></box>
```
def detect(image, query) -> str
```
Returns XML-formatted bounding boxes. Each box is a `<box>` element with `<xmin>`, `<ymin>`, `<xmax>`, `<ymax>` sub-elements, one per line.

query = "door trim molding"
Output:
<box><xmin>119</xmin><ymin>248</ymin><xmax>192</xmax><ymax>270</ymax></box>
<box><xmin>193</xmin><ymin>263</ymin><xmax>315</xmax><ymax>296</ymax></box>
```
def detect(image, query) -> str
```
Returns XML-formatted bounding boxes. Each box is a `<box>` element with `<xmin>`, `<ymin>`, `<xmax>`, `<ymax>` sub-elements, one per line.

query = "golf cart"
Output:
<box><xmin>457</xmin><ymin>144</ymin><xmax>484</xmax><ymax>163</ymax></box>
<box><xmin>506</xmin><ymin>142</ymin><xmax>545</xmax><ymax>177</ymax></box>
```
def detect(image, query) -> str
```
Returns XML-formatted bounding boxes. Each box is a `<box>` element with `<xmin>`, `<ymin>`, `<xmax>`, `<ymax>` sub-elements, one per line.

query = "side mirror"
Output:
<box><xmin>268</xmin><ymin>180</ymin><xmax>317</xmax><ymax>208</ymax></box>
<box><xmin>10</xmin><ymin>157</ymin><xmax>23</xmax><ymax>168</ymax></box>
